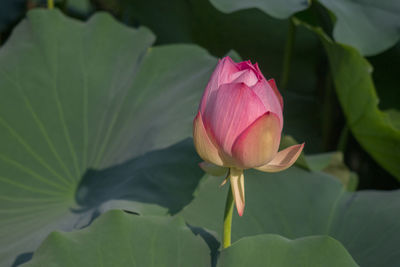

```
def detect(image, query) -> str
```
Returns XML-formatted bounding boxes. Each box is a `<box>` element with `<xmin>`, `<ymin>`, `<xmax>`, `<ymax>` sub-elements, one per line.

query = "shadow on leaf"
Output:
<box><xmin>74</xmin><ymin>138</ymin><xmax>204</xmax><ymax>216</ymax></box>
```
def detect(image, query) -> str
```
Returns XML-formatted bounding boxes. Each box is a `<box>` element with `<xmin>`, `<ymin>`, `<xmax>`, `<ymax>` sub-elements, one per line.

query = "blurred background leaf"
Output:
<box><xmin>207</xmin><ymin>0</ymin><xmax>400</xmax><ymax>55</ymax></box>
<box><xmin>318</xmin><ymin>0</ymin><xmax>400</xmax><ymax>56</ymax></box>
<box><xmin>294</xmin><ymin>21</ymin><xmax>400</xmax><ymax>180</ymax></box>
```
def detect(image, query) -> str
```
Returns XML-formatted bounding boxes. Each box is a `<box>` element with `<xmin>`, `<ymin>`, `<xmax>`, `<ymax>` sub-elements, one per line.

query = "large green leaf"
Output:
<box><xmin>218</xmin><ymin>235</ymin><xmax>358</xmax><ymax>267</ymax></box>
<box><xmin>318</xmin><ymin>0</ymin><xmax>400</xmax><ymax>55</ymax></box>
<box><xmin>22</xmin><ymin>210</ymin><xmax>211</xmax><ymax>267</ymax></box>
<box><xmin>294</xmin><ymin>22</ymin><xmax>400</xmax><ymax>179</ymax></box>
<box><xmin>0</xmin><ymin>9</ymin><xmax>217</xmax><ymax>266</ymax></box>
<box><xmin>180</xmin><ymin>168</ymin><xmax>400</xmax><ymax>267</ymax></box>
<box><xmin>209</xmin><ymin>0</ymin><xmax>310</xmax><ymax>19</ymax></box>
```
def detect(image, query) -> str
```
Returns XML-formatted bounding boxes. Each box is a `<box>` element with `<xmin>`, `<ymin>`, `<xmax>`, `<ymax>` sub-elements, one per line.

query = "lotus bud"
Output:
<box><xmin>193</xmin><ymin>56</ymin><xmax>304</xmax><ymax>216</ymax></box>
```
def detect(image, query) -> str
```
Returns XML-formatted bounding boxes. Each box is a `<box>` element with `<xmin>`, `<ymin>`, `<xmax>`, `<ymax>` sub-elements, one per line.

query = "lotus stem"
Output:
<box><xmin>223</xmin><ymin>177</ymin><xmax>234</xmax><ymax>248</ymax></box>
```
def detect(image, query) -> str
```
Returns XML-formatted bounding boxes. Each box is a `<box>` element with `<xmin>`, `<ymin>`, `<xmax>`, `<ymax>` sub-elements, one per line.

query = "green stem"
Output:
<box><xmin>47</xmin><ymin>0</ymin><xmax>54</xmax><ymax>9</ymax></box>
<box><xmin>223</xmin><ymin>182</ymin><xmax>234</xmax><ymax>249</ymax></box>
<box><xmin>281</xmin><ymin>18</ymin><xmax>296</xmax><ymax>90</ymax></box>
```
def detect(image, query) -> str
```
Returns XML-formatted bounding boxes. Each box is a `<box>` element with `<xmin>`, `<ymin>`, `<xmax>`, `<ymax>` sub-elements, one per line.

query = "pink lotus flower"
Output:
<box><xmin>193</xmin><ymin>56</ymin><xmax>304</xmax><ymax>216</ymax></box>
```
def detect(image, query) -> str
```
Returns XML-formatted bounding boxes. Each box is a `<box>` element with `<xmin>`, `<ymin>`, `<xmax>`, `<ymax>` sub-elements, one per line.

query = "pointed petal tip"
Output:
<box><xmin>255</xmin><ymin>143</ymin><xmax>304</xmax><ymax>173</ymax></box>
<box><xmin>235</xmin><ymin>194</ymin><xmax>245</xmax><ymax>217</ymax></box>
<box><xmin>297</xmin><ymin>142</ymin><xmax>305</xmax><ymax>151</ymax></box>
<box><xmin>219</xmin><ymin>177</ymin><xmax>228</xmax><ymax>187</ymax></box>
<box><xmin>237</xmin><ymin>207</ymin><xmax>244</xmax><ymax>217</ymax></box>
<box><xmin>220</xmin><ymin>56</ymin><xmax>235</xmax><ymax>64</ymax></box>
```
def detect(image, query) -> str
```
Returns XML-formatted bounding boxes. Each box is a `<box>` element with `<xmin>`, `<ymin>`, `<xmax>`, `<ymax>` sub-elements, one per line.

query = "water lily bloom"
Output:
<box><xmin>193</xmin><ymin>56</ymin><xmax>304</xmax><ymax>216</ymax></box>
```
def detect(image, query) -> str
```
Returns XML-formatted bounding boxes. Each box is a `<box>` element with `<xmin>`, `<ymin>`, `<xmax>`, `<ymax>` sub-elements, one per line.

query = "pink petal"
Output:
<box><xmin>255</xmin><ymin>143</ymin><xmax>304</xmax><ymax>173</ymax></box>
<box><xmin>252</xmin><ymin>79</ymin><xmax>283</xmax><ymax>128</ymax></box>
<box><xmin>199</xmin><ymin>57</ymin><xmax>238</xmax><ymax>114</ymax></box>
<box><xmin>231</xmin><ymin>112</ymin><xmax>281</xmax><ymax>169</ymax></box>
<box><xmin>230</xmin><ymin>69</ymin><xmax>258</xmax><ymax>87</ymax></box>
<box><xmin>236</xmin><ymin>61</ymin><xmax>266</xmax><ymax>81</ymax></box>
<box><xmin>203</xmin><ymin>83</ymin><xmax>266</xmax><ymax>157</ymax></box>
<box><xmin>267</xmin><ymin>78</ymin><xmax>283</xmax><ymax>109</ymax></box>
<box><xmin>193</xmin><ymin>112</ymin><xmax>225</xmax><ymax>166</ymax></box>
<box><xmin>218</xmin><ymin>57</ymin><xmax>240</xmax><ymax>85</ymax></box>
<box><xmin>237</xmin><ymin>60</ymin><xmax>254</xmax><ymax>71</ymax></box>
<box><xmin>230</xmin><ymin>168</ymin><xmax>245</xmax><ymax>217</ymax></box>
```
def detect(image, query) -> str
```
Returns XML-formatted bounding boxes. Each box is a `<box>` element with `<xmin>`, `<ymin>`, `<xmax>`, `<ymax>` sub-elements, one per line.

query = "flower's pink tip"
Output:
<box><xmin>193</xmin><ymin>112</ymin><xmax>224</xmax><ymax>166</ymax></box>
<box><xmin>220</xmin><ymin>56</ymin><xmax>236</xmax><ymax>66</ymax></box>
<box><xmin>238</xmin><ymin>208</ymin><xmax>244</xmax><ymax>217</ymax></box>
<box><xmin>199</xmin><ymin>56</ymin><xmax>238</xmax><ymax>113</ymax></box>
<box><xmin>255</xmin><ymin>143</ymin><xmax>304</xmax><ymax>173</ymax></box>
<box><xmin>231</xmin><ymin>112</ymin><xmax>281</xmax><ymax>169</ymax></box>
<box><xmin>267</xmin><ymin>78</ymin><xmax>283</xmax><ymax>109</ymax></box>
<box><xmin>236</xmin><ymin>60</ymin><xmax>263</xmax><ymax>81</ymax></box>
